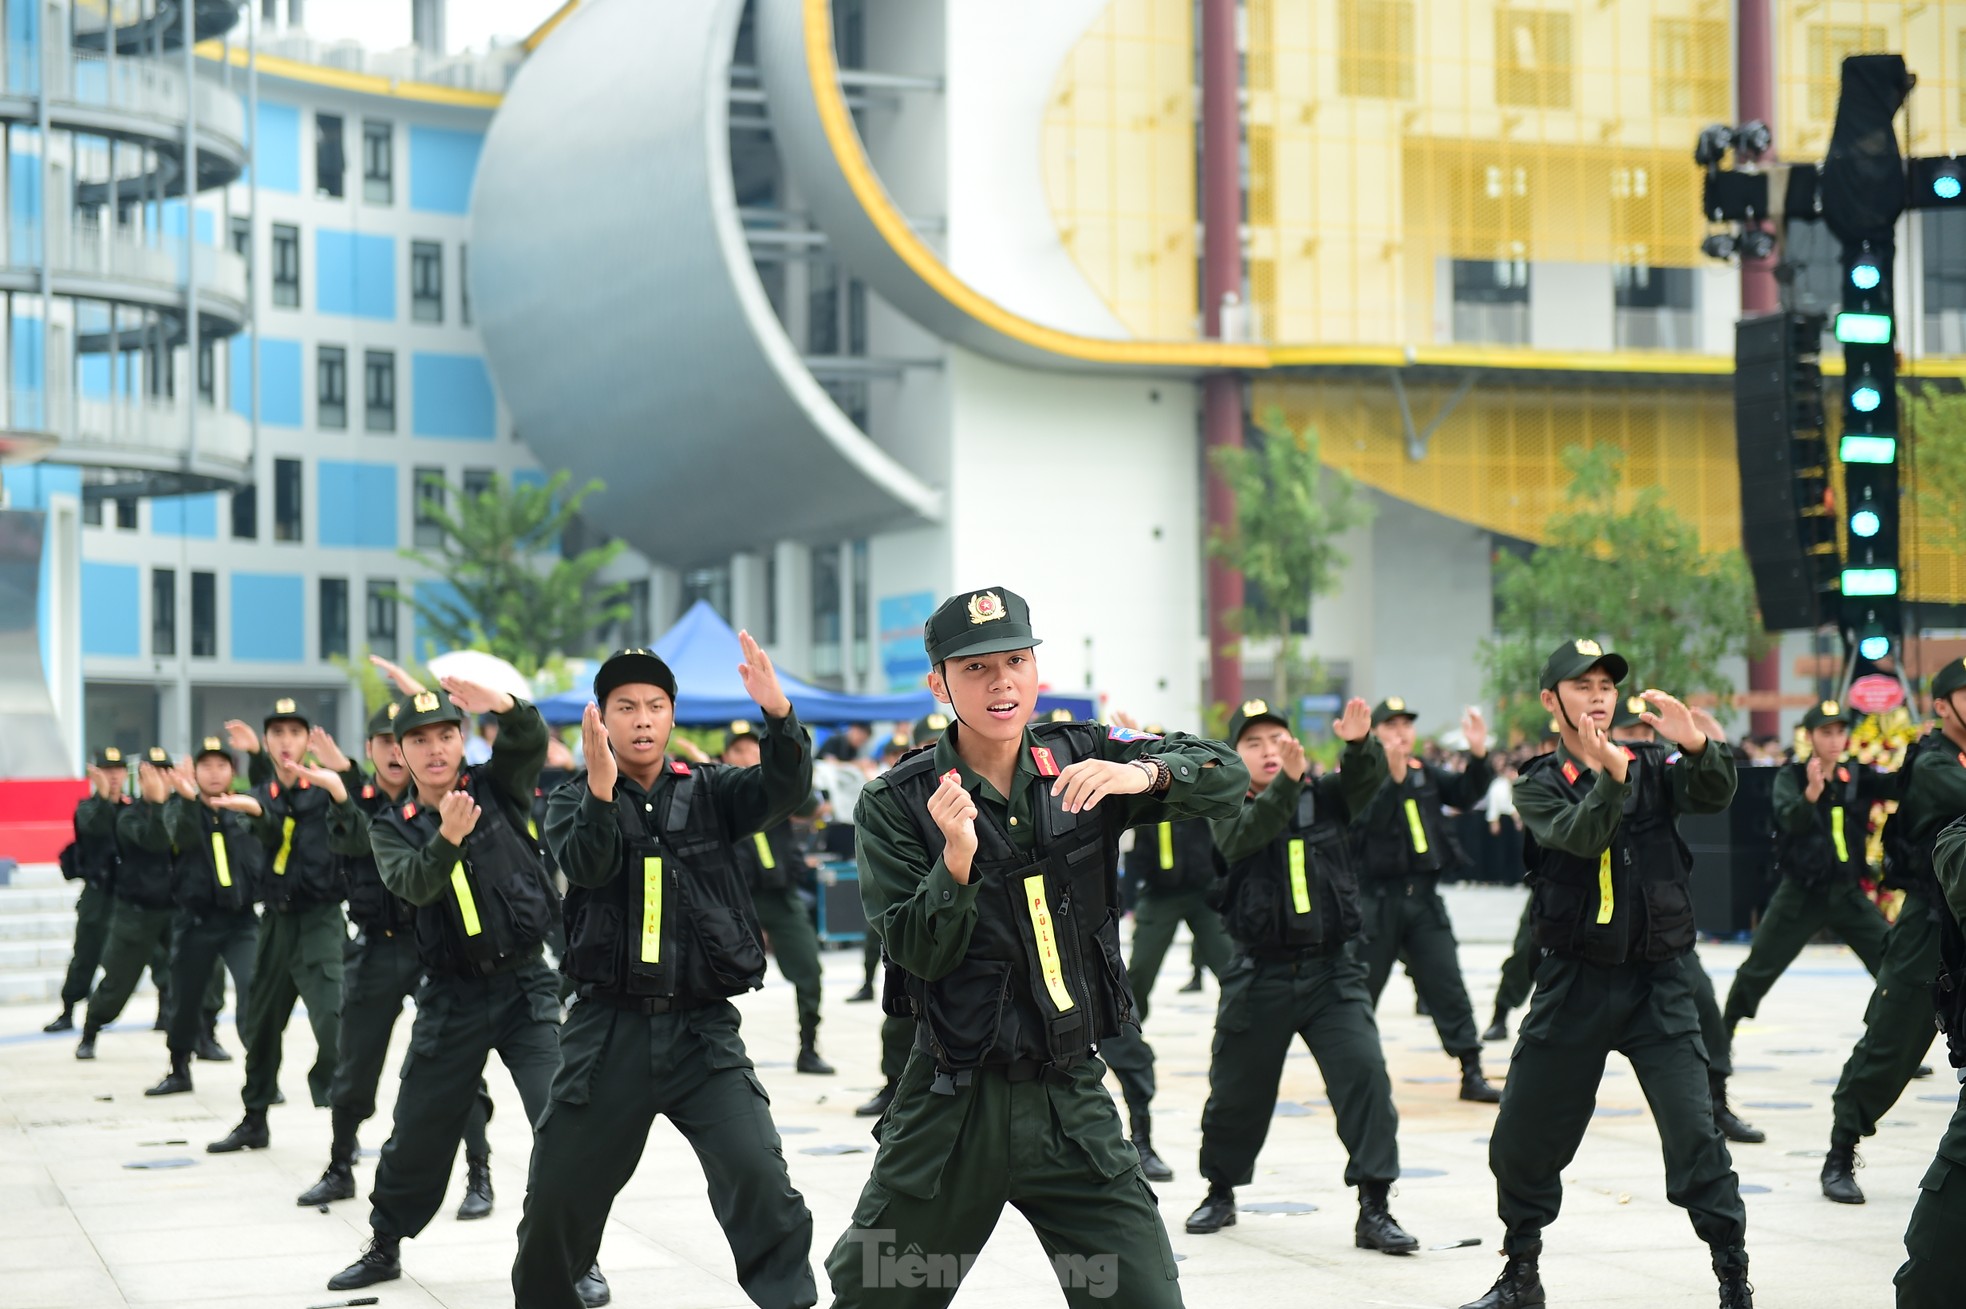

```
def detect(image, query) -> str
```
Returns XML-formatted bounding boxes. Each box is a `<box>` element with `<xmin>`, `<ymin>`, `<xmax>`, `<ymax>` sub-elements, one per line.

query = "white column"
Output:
<box><xmin>729</xmin><ymin>551</ymin><xmax>768</xmax><ymax>636</ymax></box>
<box><xmin>772</xmin><ymin>540</ymin><xmax>812</xmax><ymax>674</ymax></box>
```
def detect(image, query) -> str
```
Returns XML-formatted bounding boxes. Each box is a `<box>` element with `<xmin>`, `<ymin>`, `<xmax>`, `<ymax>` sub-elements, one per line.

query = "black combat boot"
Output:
<box><xmin>576</xmin><ymin>1262</ymin><xmax>611</xmax><ymax>1306</ymax></box>
<box><xmin>1713</xmin><ymin>1246</ymin><xmax>1752</xmax><ymax>1308</ymax></box>
<box><xmin>327</xmin><ymin>1231</ymin><xmax>401</xmax><ymax>1291</ymax></box>
<box><xmin>1179</xmin><ymin>967</ymin><xmax>1205</xmax><ymax>993</ymax></box>
<box><xmin>74</xmin><ymin>1025</ymin><xmax>100</xmax><ymax>1060</ymax></box>
<box><xmin>1710</xmin><ymin>1073</ymin><xmax>1763</xmax><ymax>1144</ymax></box>
<box><xmin>796</xmin><ymin>1021</ymin><xmax>835</xmax><ymax>1075</ymax></box>
<box><xmin>1460</xmin><ymin>1241</ymin><xmax>1546</xmax><ymax>1309</ymax></box>
<box><xmin>855</xmin><ymin>1081</ymin><xmax>895</xmax><ymax>1118</ymax></box>
<box><xmin>195</xmin><ymin>1024</ymin><xmax>231</xmax><ymax>1061</ymax></box>
<box><xmin>1184</xmin><ymin>1185</ymin><xmax>1236</xmax><ymax>1234</ymax></box>
<box><xmin>1459</xmin><ymin>1051</ymin><xmax>1502</xmax><ymax>1103</ymax></box>
<box><xmin>43</xmin><ymin>1003</ymin><xmax>74</xmax><ymax>1033</ymax></box>
<box><xmin>1481</xmin><ymin>1005</ymin><xmax>1510</xmax><ymax>1043</ymax></box>
<box><xmin>846</xmin><ymin>981</ymin><xmax>875</xmax><ymax>1003</ymax></box>
<box><xmin>1354</xmin><ymin>1180</ymin><xmax>1419</xmax><ymax>1254</ymax></box>
<box><xmin>144</xmin><ymin>1053</ymin><xmax>193</xmax><ymax>1097</ymax></box>
<box><xmin>456</xmin><ymin>1153</ymin><xmax>494</xmax><ymax>1219</ymax></box>
<box><xmin>1129</xmin><ymin>1112</ymin><xmax>1174</xmax><ymax>1182</ymax></box>
<box><xmin>207</xmin><ymin>1108</ymin><xmax>269</xmax><ymax>1154</ymax></box>
<box><xmin>299</xmin><ymin>1119</ymin><xmax>358</xmax><ymax>1205</ymax></box>
<box><xmin>1821</xmin><ymin>1139</ymin><xmax>1864</xmax><ymax>1204</ymax></box>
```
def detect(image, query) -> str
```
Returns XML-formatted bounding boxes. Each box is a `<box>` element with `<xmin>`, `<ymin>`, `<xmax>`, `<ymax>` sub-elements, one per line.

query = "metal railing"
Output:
<box><xmin>47</xmin><ymin>52</ymin><xmax>247</xmax><ymax>150</ymax></box>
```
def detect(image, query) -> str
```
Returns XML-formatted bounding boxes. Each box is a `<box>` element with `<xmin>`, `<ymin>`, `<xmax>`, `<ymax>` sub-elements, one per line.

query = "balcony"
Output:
<box><xmin>0</xmin><ymin>55</ymin><xmax>248</xmax><ymax>196</ymax></box>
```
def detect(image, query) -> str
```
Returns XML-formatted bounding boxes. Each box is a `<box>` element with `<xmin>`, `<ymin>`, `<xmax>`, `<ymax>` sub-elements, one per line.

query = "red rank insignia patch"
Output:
<box><xmin>1031</xmin><ymin>746</ymin><xmax>1059</xmax><ymax>777</ymax></box>
<box><xmin>1560</xmin><ymin>761</ymin><xmax>1580</xmax><ymax>785</ymax></box>
<box><xmin>1621</xmin><ymin>747</ymin><xmax>1637</xmax><ymax>761</ymax></box>
<box><xmin>942</xmin><ymin>769</ymin><xmax>962</xmax><ymax>787</ymax></box>
<box><xmin>361</xmin><ymin>784</ymin><xmax>375</xmax><ymax>799</ymax></box>
<box><xmin>268</xmin><ymin>783</ymin><xmax>280</xmax><ymax>798</ymax></box>
<box><xmin>402</xmin><ymin>802</ymin><xmax>417</xmax><ymax>820</ymax></box>
<box><xmin>670</xmin><ymin>760</ymin><xmax>690</xmax><ymax>775</ymax></box>
<box><xmin>1837</xmin><ymin>767</ymin><xmax>1850</xmax><ymax>783</ymax></box>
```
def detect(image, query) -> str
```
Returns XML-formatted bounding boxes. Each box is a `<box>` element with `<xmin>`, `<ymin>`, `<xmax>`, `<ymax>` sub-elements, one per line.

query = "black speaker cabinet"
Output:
<box><xmin>1685</xmin><ymin>764</ymin><xmax>1778</xmax><ymax>938</ymax></box>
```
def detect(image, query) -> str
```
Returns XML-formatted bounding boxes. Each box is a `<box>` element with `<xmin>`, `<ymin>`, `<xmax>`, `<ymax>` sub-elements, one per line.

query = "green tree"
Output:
<box><xmin>1207</xmin><ymin>409</ymin><xmax>1374</xmax><ymax>710</ymax></box>
<box><xmin>1479</xmin><ymin>445</ymin><xmax>1763</xmax><ymax>742</ymax></box>
<box><xmin>1905</xmin><ymin>383</ymin><xmax>1966</xmax><ymax>555</ymax></box>
<box><xmin>393</xmin><ymin>471</ymin><xmax>630</xmax><ymax>676</ymax></box>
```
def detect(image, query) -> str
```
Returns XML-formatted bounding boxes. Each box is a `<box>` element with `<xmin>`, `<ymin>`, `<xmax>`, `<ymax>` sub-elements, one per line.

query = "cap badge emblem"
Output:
<box><xmin>967</xmin><ymin>591</ymin><xmax>1005</xmax><ymax>625</ymax></box>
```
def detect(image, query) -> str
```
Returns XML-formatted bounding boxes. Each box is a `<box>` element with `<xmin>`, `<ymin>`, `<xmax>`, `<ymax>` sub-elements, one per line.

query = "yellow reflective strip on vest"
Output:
<box><xmin>272</xmin><ymin>815</ymin><xmax>296</xmax><ymax>874</ymax></box>
<box><xmin>210</xmin><ymin>832</ymin><xmax>232</xmax><ymax>888</ymax></box>
<box><xmin>1831</xmin><ymin>807</ymin><xmax>1849</xmax><ymax>864</ymax></box>
<box><xmin>1597</xmin><ymin>850</ymin><xmax>1615</xmax><ymax>924</ymax></box>
<box><xmin>1157</xmin><ymin>822</ymin><xmax>1174</xmax><ymax>870</ymax></box>
<box><xmin>640</xmin><ymin>856</ymin><xmax>663</xmax><ymax>964</ymax></box>
<box><xmin>1403</xmin><ymin>797</ymin><xmax>1429</xmax><ymax>855</ymax></box>
<box><xmin>450</xmin><ymin>863</ymin><xmax>483</xmax><ymax>937</ymax></box>
<box><xmin>1022</xmin><ymin>873</ymin><xmax>1076</xmax><ymax>1013</ymax></box>
<box><xmin>1287</xmin><ymin>838</ymin><xmax>1312</xmax><ymax>915</ymax></box>
<box><xmin>753</xmin><ymin>831</ymin><xmax>777</xmax><ymax>870</ymax></box>
<box><xmin>528</xmin><ymin>817</ymin><xmax>539</xmax><ymax>840</ymax></box>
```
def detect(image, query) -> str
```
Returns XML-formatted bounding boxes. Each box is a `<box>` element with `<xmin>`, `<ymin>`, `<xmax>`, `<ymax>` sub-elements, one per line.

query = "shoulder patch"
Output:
<box><xmin>267</xmin><ymin>782</ymin><xmax>280</xmax><ymax>799</ymax></box>
<box><xmin>1560</xmin><ymin>760</ymin><xmax>1580</xmax><ymax>785</ymax></box>
<box><xmin>361</xmin><ymin>783</ymin><xmax>375</xmax><ymax>799</ymax></box>
<box><xmin>670</xmin><ymin>760</ymin><xmax>691</xmax><ymax>776</ymax></box>
<box><xmin>1031</xmin><ymin>746</ymin><xmax>1059</xmax><ymax>777</ymax></box>
<box><xmin>402</xmin><ymin>802</ymin><xmax>417</xmax><ymax>820</ymax></box>
<box><xmin>1107</xmin><ymin>725</ymin><xmax>1163</xmax><ymax>743</ymax></box>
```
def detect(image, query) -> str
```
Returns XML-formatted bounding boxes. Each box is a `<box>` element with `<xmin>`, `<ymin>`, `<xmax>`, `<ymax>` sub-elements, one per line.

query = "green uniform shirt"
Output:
<box><xmin>1771</xmin><ymin>758</ymin><xmax>1896</xmax><ymax>836</ymax></box>
<box><xmin>1896</xmin><ymin>730</ymin><xmax>1966</xmax><ymax>853</ymax></box>
<box><xmin>1935</xmin><ymin>818</ymin><xmax>1966</xmax><ymax>929</ymax></box>
<box><xmin>74</xmin><ymin>795</ymin><xmax>123</xmax><ymax>846</ymax></box>
<box><xmin>546</xmin><ymin>707</ymin><xmax>813</xmax><ymax>889</ymax></box>
<box><xmin>1514</xmin><ymin>737</ymin><xmax>1737</xmax><ymax>858</ymax></box>
<box><xmin>855</xmin><ymin>726</ymin><xmax>1248</xmax><ymax>984</ymax></box>
<box><xmin>1212</xmin><ymin>735</ymin><xmax>1388</xmax><ymax>862</ymax></box>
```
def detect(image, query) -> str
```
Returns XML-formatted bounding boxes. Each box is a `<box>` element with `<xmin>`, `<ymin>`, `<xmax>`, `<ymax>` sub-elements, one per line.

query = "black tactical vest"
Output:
<box><xmin>344</xmin><ymin>781</ymin><xmax>417</xmax><ymax>935</ymax></box>
<box><xmin>1772</xmin><ymin>761</ymin><xmax>1869</xmax><ymax>886</ymax></box>
<box><xmin>174</xmin><ymin>800</ymin><xmax>265</xmax><ymax>914</ymax></box>
<box><xmin>733</xmin><ymin>818</ymin><xmax>803</xmax><ymax>896</ymax></box>
<box><xmin>113</xmin><ymin>807</ymin><xmax>177</xmax><ymax>910</ymax></box>
<box><xmin>1218</xmin><ymin>783</ymin><xmax>1365</xmax><ymax>956</ymax></box>
<box><xmin>559</xmin><ymin>761</ymin><xmax>768</xmax><ymax>1001</ymax></box>
<box><xmin>882</xmin><ymin>723</ymin><xmax>1136</xmax><ymax>1078</ymax></box>
<box><xmin>373</xmin><ymin>769</ymin><xmax>558</xmax><ymax>977</ymax></box>
<box><xmin>1521</xmin><ymin>743</ymin><xmax>1696</xmax><ymax>965</ymax></box>
<box><xmin>1356</xmin><ymin>764</ymin><xmax>1453</xmax><ymax>880</ymax></box>
<box><xmin>1881</xmin><ymin>737</ymin><xmax>1951</xmax><ymax>898</ymax></box>
<box><xmin>71</xmin><ymin>797</ymin><xmax>124</xmax><ymax>889</ymax></box>
<box><xmin>1125</xmin><ymin>817</ymin><xmax>1217</xmax><ymax>896</ymax></box>
<box><xmin>255</xmin><ymin>778</ymin><xmax>347</xmax><ymax>910</ymax></box>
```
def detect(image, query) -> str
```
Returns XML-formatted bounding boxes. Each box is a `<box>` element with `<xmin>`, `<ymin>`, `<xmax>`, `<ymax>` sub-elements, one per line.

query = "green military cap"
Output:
<box><xmin>1540</xmin><ymin>637</ymin><xmax>1629</xmax><ymax>692</ymax></box>
<box><xmin>726</xmin><ymin>719</ymin><xmax>758</xmax><ymax>748</ymax></box>
<box><xmin>1801</xmin><ymin>697</ymin><xmax>1854</xmax><ymax>730</ymax></box>
<box><xmin>923</xmin><ymin>587</ymin><xmax>1041</xmax><ymax>666</ymax></box>
<box><xmin>391</xmin><ymin>688</ymin><xmax>465</xmax><ymax>739</ymax></box>
<box><xmin>141</xmin><ymin>746</ymin><xmax>173</xmax><ymax>768</ymax></box>
<box><xmin>594</xmin><ymin>646</ymin><xmax>677</xmax><ymax>704</ymax></box>
<box><xmin>1226</xmin><ymin>697</ymin><xmax>1291</xmax><ymax>746</ymax></box>
<box><xmin>194</xmin><ymin>735</ymin><xmax>233</xmax><ymax>764</ymax></box>
<box><xmin>92</xmin><ymin>745</ymin><xmax>127</xmax><ymax>769</ymax></box>
<box><xmin>1611</xmin><ymin>693</ymin><xmax>1651</xmax><ymax>729</ymax></box>
<box><xmin>912</xmin><ymin>712</ymin><xmax>950</xmax><ymax>747</ymax></box>
<box><xmin>263</xmin><ymin>695</ymin><xmax>310</xmax><ymax>732</ymax></box>
<box><xmin>366</xmin><ymin>702</ymin><xmax>400</xmax><ymax>738</ymax></box>
<box><xmin>1370</xmin><ymin>697</ymin><xmax>1417</xmax><ymax>727</ymax></box>
<box><xmin>1932</xmin><ymin>658</ymin><xmax>1966</xmax><ymax>701</ymax></box>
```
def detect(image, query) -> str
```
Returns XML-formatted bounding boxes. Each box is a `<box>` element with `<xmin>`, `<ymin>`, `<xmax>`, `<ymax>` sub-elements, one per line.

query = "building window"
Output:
<box><xmin>411</xmin><ymin>241</ymin><xmax>443</xmax><ymax>323</ymax></box>
<box><xmin>681</xmin><ymin>565</ymin><xmax>730</xmax><ymax>621</ymax></box>
<box><xmin>1922</xmin><ymin>210</ymin><xmax>1966</xmax><ymax>353</ymax></box>
<box><xmin>271</xmin><ymin>223</ymin><xmax>301</xmax><ymax>308</ymax></box>
<box><xmin>316</xmin><ymin>111</ymin><xmax>346</xmax><ymax>198</ymax></box>
<box><xmin>317</xmin><ymin>345</ymin><xmax>347</xmax><ymax>429</ymax></box>
<box><xmin>83</xmin><ymin>495</ymin><xmax>101</xmax><ymax>526</ymax></box>
<box><xmin>365</xmin><ymin>350</ymin><xmax>396</xmax><ymax>432</ymax></box>
<box><xmin>228</xmin><ymin>216</ymin><xmax>250</xmax><ymax>258</ymax></box>
<box><xmin>462</xmin><ymin>467</ymin><xmax>494</xmax><ymax>500</ymax></box>
<box><xmin>1494</xmin><ymin>7</ymin><xmax>1572</xmax><ymax>110</ymax></box>
<box><xmin>1451</xmin><ymin>254</ymin><xmax>1532</xmax><ymax>345</ymax></box>
<box><xmin>273</xmin><ymin>457</ymin><xmax>304</xmax><ymax>542</ymax></box>
<box><xmin>808</xmin><ymin>259</ymin><xmax>840</xmax><ymax>354</ymax></box>
<box><xmin>362</xmin><ymin>119</ymin><xmax>393</xmax><ymax>204</ymax></box>
<box><xmin>197</xmin><ymin>338</ymin><xmax>215</xmax><ymax>402</ymax></box>
<box><xmin>1653</xmin><ymin>19</ymin><xmax>1727</xmax><ymax>119</ymax></box>
<box><xmin>414</xmin><ymin>467</ymin><xmax>446</xmax><ymax>547</ymax></box>
<box><xmin>1613</xmin><ymin>262</ymin><xmax>1697</xmax><ymax>349</ymax></box>
<box><xmin>1338</xmin><ymin>1</ymin><xmax>1415</xmax><ymax>100</ymax></box>
<box><xmin>625</xmin><ymin>578</ymin><xmax>651</xmax><ymax>647</ymax></box>
<box><xmin>231</xmin><ymin>484</ymin><xmax>256</xmax><ymax>540</ymax></box>
<box><xmin>190</xmin><ymin>571</ymin><xmax>216</xmax><ymax>657</ymax></box>
<box><xmin>319</xmin><ymin>577</ymin><xmax>349</xmax><ymax>660</ymax></box>
<box><xmin>151</xmin><ymin>568</ymin><xmax>176</xmax><ymax>657</ymax></box>
<box><xmin>366</xmin><ymin>579</ymin><xmax>398</xmax><ymax>659</ymax></box>
<box><xmin>459</xmin><ymin>242</ymin><xmax>471</xmax><ymax>325</ymax></box>
<box><xmin>851</xmin><ymin>537</ymin><xmax>869</xmax><ymax>678</ymax></box>
<box><xmin>115</xmin><ymin>496</ymin><xmax>137</xmax><ymax>530</ymax></box>
<box><xmin>1809</xmin><ymin>25</ymin><xmax>1887</xmax><ymax>121</ymax></box>
<box><xmin>810</xmin><ymin>544</ymin><xmax>842</xmax><ymax>681</ymax></box>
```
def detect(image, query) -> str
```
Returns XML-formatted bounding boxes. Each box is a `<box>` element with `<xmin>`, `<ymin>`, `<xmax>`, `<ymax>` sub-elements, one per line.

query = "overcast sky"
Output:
<box><xmin>285</xmin><ymin>0</ymin><xmax>570</xmax><ymax>54</ymax></box>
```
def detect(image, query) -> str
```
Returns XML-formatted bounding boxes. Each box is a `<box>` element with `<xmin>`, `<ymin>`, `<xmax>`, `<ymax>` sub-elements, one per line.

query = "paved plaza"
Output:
<box><xmin>0</xmin><ymin>883</ymin><xmax>1949</xmax><ymax>1308</ymax></box>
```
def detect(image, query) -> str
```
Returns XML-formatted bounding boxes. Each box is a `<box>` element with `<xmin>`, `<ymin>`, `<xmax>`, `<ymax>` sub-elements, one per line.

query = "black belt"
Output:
<box><xmin>577</xmin><ymin>988</ymin><xmax>707</xmax><ymax>1015</ymax></box>
<box><xmin>929</xmin><ymin>1056</ymin><xmax>1079</xmax><ymax>1096</ymax></box>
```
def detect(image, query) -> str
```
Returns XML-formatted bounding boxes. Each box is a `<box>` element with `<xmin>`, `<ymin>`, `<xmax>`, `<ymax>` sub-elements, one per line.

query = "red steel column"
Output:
<box><xmin>1201</xmin><ymin>0</ymin><xmax>1244</xmax><ymax>711</ymax></box>
<box><xmin>1740</xmin><ymin>0</ymin><xmax>1783</xmax><ymax>737</ymax></box>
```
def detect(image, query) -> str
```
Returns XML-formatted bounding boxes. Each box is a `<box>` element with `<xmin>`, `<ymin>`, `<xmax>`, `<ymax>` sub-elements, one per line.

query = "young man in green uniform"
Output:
<box><xmin>513</xmin><ymin>638</ymin><xmax>814</xmax><ymax>1309</ymax></box>
<box><xmin>1184</xmin><ymin>697</ymin><xmax>1417</xmax><ymax>1254</ymax></box>
<box><xmin>1463</xmin><ymin>640</ymin><xmax>1750</xmax><ymax>1309</ymax></box>
<box><xmin>1821</xmin><ymin>660</ymin><xmax>1966</xmax><ymax>1204</ymax></box>
<box><xmin>206</xmin><ymin>701</ymin><xmax>365</xmax><ymax>1151</ymax></box>
<box><xmin>328</xmin><ymin>681</ymin><xmax>589</xmax><ymax>1298</ymax></box>
<box><xmin>1352</xmin><ymin>697</ymin><xmax>1502</xmax><ymax>1102</ymax></box>
<box><xmin>143</xmin><ymin>739</ymin><xmax>264</xmax><ymax>1095</ymax></box>
<box><xmin>296</xmin><ymin>701</ymin><xmax>494</xmax><ymax>1218</ymax></box>
<box><xmin>1895</xmin><ymin>812</ymin><xmax>1966</xmax><ymax>1307</ymax></box>
<box><xmin>827</xmin><ymin>587</ymin><xmax>1245</xmax><ymax>1308</ymax></box>
<box><xmin>727</xmin><ymin>719</ymin><xmax>834</xmax><ymax>1075</ymax></box>
<box><xmin>47</xmin><ymin>748</ymin><xmax>131</xmax><ymax>1033</ymax></box>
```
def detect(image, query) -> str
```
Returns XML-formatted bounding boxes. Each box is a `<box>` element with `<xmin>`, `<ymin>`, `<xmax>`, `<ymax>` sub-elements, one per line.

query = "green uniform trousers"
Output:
<box><xmin>1494</xmin><ymin>902</ymin><xmax>1538</xmax><ymax>1015</ymax></box>
<box><xmin>1895</xmin><ymin>1081</ymin><xmax>1966</xmax><ymax>1308</ymax></box>
<box><xmin>1723</xmin><ymin>877</ymin><xmax>1888</xmax><ymax>1028</ymax></box>
<box><xmin>1359</xmin><ymin>880</ymin><xmax>1482</xmax><ymax>1058</ymax></box>
<box><xmin>83</xmin><ymin>899</ymin><xmax>178</xmax><ymax>1031</ymax></box>
<box><xmin>862</xmin><ymin>928</ymin><xmax>882</xmax><ymax>990</ymax></box>
<box><xmin>881</xmin><ymin>1014</ymin><xmax>912</xmax><ymax>1085</ymax></box>
<box><xmin>827</xmin><ymin>1054</ymin><xmax>1180</xmax><ymax>1308</ymax></box>
<box><xmin>754</xmin><ymin>886</ymin><xmax>824</xmax><ymax>1040</ymax></box>
<box><xmin>1198</xmin><ymin>949</ymin><xmax>1399</xmax><ymax>1189</ymax></box>
<box><xmin>1686</xmin><ymin>949</ymin><xmax>1732</xmax><ymax>1079</ymax></box>
<box><xmin>1490</xmin><ymin>953</ymin><xmax>1745</xmax><ymax>1254</ymax></box>
<box><xmin>1831</xmin><ymin>892</ymin><xmax>1942</xmax><ymax>1142</ymax></box>
<box><xmin>514</xmin><ymin>997</ymin><xmax>815</xmax><ymax>1309</ymax></box>
<box><xmin>372</xmin><ymin>954</ymin><xmax>561</xmax><ymax>1241</ymax></box>
<box><xmin>165</xmin><ymin>908</ymin><xmax>257</xmax><ymax>1058</ymax></box>
<box><xmin>1103</xmin><ymin>888</ymin><xmax>1236</xmax><ymax>1121</ymax></box>
<box><xmin>329</xmin><ymin>930</ymin><xmax>489</xmax><ymax>1160</ymax></box>
<box><xmin>241</xmin><ymin>902</ymin><xmax>346</xmax><ymax>1111</ymax></box>
<box><xmin>59</xmin><ymin>882</ymin><xmax>118</xmax><ymax>1006</ymax></box>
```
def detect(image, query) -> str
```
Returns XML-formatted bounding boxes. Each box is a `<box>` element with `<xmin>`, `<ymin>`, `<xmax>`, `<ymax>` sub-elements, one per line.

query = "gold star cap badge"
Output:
<box><xmin>729</xmin><ymin>720</ymin><xmax>755</xmax><ymax>736</ymax></box>
<box><xmin>274</xmin><ymin>697</ymin><xmax>297</xmax><ymax>715</ymax></box>
<box><xmin>967</xmin><ymin>591</ymin><xmax>1006</xmax><ymax>625</ymax></box>
<box><xmin>1823</xmin><ymin>699</ymin><xmax>1840</xmax><ymax>716</ymax></box>
<box><xmin>1574</xmin><ymin>639</ymin><xmax>1602</xmax><ymax>657</ymax></box>
<box><xmin>202</xmin><ymin>736</ymin><xmax>223</xmax><ymax>752</ymax></box>
<box><xmin>1385</xmin><ymin>696</ymin><xmax>1405</xmax><ymax>713</ymax></box>
<box><xmin>103</xmin><ymin>747</ymin><xmax>122</xmax><ymax>763</ymax></box>
<box><xmin>1628</xmin><ymin>696</ymin><xmax>1647</xmax><ymax>715</ymax></box>
<box><xmin>1241</xmin><ymin>698</ymin><xmax>1269</xmax><ymax>716</ymax></box>
<box><xmin>386</xmin><ymin>702</ymin><xmax>399</xmax><ymax>719</ymax></box>
<box><xmin>147</xmin><ymin>747</ymin><xmax>169</xmax><ymax>763</ymax></box>
<box><xmin>412</xmin><ymin>691</ymin><xmax>440</xmax><ymax>713</ymax></box>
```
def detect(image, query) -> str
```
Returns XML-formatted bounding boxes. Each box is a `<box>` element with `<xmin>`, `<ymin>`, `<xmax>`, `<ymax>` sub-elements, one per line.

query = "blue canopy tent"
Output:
<box><xmin>538</xmin><ymin>601</ymin><xmax>1099</xmax><ymax>727</ymax></box>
